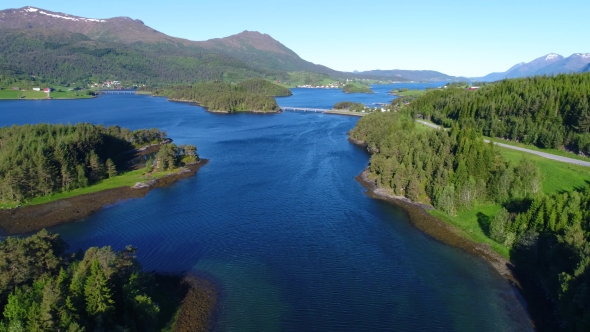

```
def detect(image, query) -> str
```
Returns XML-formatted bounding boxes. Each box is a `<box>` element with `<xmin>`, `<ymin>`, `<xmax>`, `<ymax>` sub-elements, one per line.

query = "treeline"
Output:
<box><xmin>237</xmin><ymin>78</ymin><xmax>292</xmax><ymax>96</ymax></box>
<box><xmin>342</xmin><ymin>83</ymin><xmax>373</xmax><ymax>94</ymax></box>
<box><xmin>334</xmin><ymin>101</ymin><xmax>365</xmax><ymax>112</ymax></box>
<box><xmin>405</xmin><ymin>73</ymin><xmax>590</xmax><ymax>154</ymax></box>
<box><xmin>0</xmin><ymin>123</ymin><xmax>166</xmax><ymax>203</ymax></box>
<box><xmin>0</xmin><ymin>230</ymin><xmax>174</xmax><ymax>331</ymax></box>
<box><xmin>349</xmin><ymin>112</ymin><xmax>542</xmax><ymax>214</ymax></box>
<box><xmin>145</xmin><ymin>82</ymin><xmax>280</xmax><ymax>112</ymax></box>
<box><xmin>149</xmin><ymin>144</ymin><xmax>199</xmax><ymax>172</ymax></box>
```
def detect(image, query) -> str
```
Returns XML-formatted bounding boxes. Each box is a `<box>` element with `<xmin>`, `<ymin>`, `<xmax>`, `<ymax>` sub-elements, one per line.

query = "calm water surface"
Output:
<box><xmin>0</xmin><ymin>86</ymin><xmax>531</xmax><ymax>331</ymax></box>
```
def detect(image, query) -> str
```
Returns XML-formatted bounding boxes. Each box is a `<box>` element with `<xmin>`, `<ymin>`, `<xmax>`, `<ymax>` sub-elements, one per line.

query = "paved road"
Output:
<box><xmin>415</xmin><ymin>120</ymin><xmax>590</xmax><ymax>167</ymax></box>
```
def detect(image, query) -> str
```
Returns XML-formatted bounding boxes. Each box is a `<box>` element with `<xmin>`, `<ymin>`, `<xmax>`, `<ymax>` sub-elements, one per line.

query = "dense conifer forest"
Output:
<box><xmin>350</xmin><ymin>109</ymin><xmax>589</xmax><ymax>330</ymax></box>
<box><xmin>405</xmin><ymin>73</ymin><xmax>590</xmax><ymax>154</ymax></box>
<box><xmin>349</xmin><ymin>112</ymin><xmax>542</xmax><ymax>213</ymax></box>
<box><xmin>0</xmin><ymin>230</ymin><xmax>180</xmax><ymax>331</ymax></box>
<box><xmin>144</xmin><ymin>82</ymin><xmax>280</xmax><ymax>112</ymax></box>
<box><xmin>0</xmin><ymin>124</ymin><xmax>168</xmax><ymax>203</ymax></box>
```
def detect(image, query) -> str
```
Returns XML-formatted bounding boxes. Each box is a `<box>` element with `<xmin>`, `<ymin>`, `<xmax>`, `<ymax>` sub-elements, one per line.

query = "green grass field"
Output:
<box><xmin>0</xmin><ymin>89</ymin><xmax>93</xmax><ymax>100</ymax></box>
<box><xmin>498</xmin><ymin>147</ymin><xmax>590</xmax><ymax>193</ymax></box>
<box><xmin>0</xmin><ymin>168</ymin><xmax>177</xmax><ymax>209</ymax></box>
<box><xmin>413</xmin><ymin>119</ymin><xmax>590</xmax><ymax>257</ymax></box>
<box><xmin>0</xmin><ymin>90</ymin><xmax>22</xmax><ymax>99</ymax></box>
<box><xmin>392</xmin><ymin>89</ymin><xmax>427</xmax><ymax>97</ymax></box>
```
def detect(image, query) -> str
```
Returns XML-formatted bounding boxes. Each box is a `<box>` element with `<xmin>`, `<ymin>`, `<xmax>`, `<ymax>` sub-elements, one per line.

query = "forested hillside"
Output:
<box><xmin>0</xmin><ymin>7</ymin><xmax>352</xmax><ymax>86</ymax></box>
<box><xmin>0</xmin><ymin>230</ymin><xmax>180</xmax><ymax>331</ymax></box>
<box><xmin>0</xmin><ymin>29</ymin><xmax>269</xmax><ymax>85</ymax></box>
<box><xmin>237</xmin><ymin>78</ymin><xmax>292</xmax><ymax>96</ymax></box>
<box><xmin>349</xmin><ymin>112</ymin><xmax>541</xmax><ymax>213</ymax></box>
<box><xmin>406</xmin><ymin>73</ymin><xmax>590</xmax><ymax>154</ymax></box>
<box><xmin>0</xmin><ymin>124</ymin><xmax>166</xmax><ymax>203</ymax></box>
<box><xmin>146</xmin><ymin>82</ymin><xmax>280</xmax><ymax>112</ymax></box>
<box><xmin>350</xmin><ymin>111</ymin><xmax>590</xmax><ymax>330</ymax></box>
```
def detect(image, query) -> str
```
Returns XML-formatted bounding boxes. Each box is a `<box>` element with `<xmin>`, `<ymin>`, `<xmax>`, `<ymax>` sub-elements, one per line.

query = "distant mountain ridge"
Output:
<box><xmin>0</xmin><ymin>6</ymin><xmax>339</xmax><ymax>83</ymax></box>
<box><xmin>475</xmin><ymin>53</ymin><xmax>590</xmax><ymax>81</ymax></box>
<box><xmin>352</xmin><ymin>69</ymin><xmax>464</xmax><ymax>82</ymax></box>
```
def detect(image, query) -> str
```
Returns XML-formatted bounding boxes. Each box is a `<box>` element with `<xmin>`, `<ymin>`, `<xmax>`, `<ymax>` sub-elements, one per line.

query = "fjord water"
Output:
<box><xmin>0</xmin><ymin>87</ymin><xmax>531</xmax><ymax>331</ymax></box>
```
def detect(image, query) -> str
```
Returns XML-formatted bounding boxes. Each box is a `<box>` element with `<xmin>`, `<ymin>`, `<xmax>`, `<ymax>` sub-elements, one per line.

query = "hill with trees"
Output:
<box><xmin>334</xmin><ymin>101</ymin><xmax>365</xmax><ymax>112</ymax></box>
<box><xmin>405</xmin><ymin>73</ymin><xmax>590</xmax><ymax>155</ymax></box>
<box><xmin>145</xmin><ymin>82</ymin><xmax>280</xmax><ymax>113</ymax></box>
<box><xmin>342</xmin><ymin>83</ymin><xmax>373</xmax><ymax>94</ymax></box>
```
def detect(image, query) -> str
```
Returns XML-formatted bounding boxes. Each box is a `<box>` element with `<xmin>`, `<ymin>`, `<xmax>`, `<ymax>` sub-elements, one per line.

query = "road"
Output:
<box><xmin>415</xmin><ymin>120</ymin><xmax>590</xmax><ymax>167</ymax></box>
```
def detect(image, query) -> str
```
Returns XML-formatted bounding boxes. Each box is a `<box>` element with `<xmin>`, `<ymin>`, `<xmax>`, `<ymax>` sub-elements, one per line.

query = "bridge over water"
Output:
<box><xmin>279</xmin><ymin>106</ymin><xmax>329</xmax><ymax>113</ymax></box>
<box><xmin>100</xmin><ymin>90</ymin><xmax>136</xmax><ymax>95</ymax></box>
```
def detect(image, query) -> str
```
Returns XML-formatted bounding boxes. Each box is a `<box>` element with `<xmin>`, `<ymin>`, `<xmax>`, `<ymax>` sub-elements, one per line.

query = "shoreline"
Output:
<box><xmin>324</xmin><ymin>109</ymin><xmax>366</xmax><ymax>117</ymax></box>
<box><xmin>0</xmin><ymin>160</ymin><xmax>208</xmax><ymax>235</ymax></box>
<box><xmin>0</xmin><ymin>95</ymin><xmax>97</xmax><ymax>101</ymax></box>
<box><xmin>355</xmin><ymin>168</ymin><xmax>517</xmax><ymax>280</ymax></box>
<box><xmin>173</xmin><ymin>273</ymin><xmax>220</xmax><ymax>331</ymax></box>
<box><xmin>166</xmin><ymin>98</ymin><xmax>281</xmax><ymax>114</ymax></box>
<box><xmin>355</xmin><ymin>168</ymin><xmax>537</xmax><ymax>326</ymax></box>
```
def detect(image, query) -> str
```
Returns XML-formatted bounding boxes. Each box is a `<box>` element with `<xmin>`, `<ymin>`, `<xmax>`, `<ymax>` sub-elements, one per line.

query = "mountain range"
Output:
<box><xmin>0</xmin><ymin>6</ymin><xmax>340</xmax><ymax>84</ymax></box>
<box><xmin>0</xmin><ymin>6</ymin><xmax>588</xmax><ymax>85</ymax></box>
<box><xmin>351</xmin><ymin>69</ymin><xmax>466</xmax><ymax>82</ymax></box>
<box><xmin>474</xmin><ymin>53</ymin><xmax>590</xmax><ymax>81</ymax></box>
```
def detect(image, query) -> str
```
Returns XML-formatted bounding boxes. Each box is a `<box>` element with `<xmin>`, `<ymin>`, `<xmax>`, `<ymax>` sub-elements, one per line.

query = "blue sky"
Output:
<box><xmin>5</xmin><ymin>0</ymin><xmax>589</xmax><ymax>77</ymax></box>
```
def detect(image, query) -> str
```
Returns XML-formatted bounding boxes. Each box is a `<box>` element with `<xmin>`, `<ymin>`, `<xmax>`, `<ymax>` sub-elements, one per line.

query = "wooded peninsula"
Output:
<box><xmin>0</xmin><ymin>123</ymin><xmax>198</xmax><ymax>205</ymax></box>
<box><xmin>351</xmin><ymin>74</ymin><xmax>590</xmax><ymax>330</ymax></box>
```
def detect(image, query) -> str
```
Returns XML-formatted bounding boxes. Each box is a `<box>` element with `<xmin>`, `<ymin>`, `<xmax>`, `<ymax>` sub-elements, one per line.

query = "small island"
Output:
<box><xmin>141</xmin><ymin>80</ymin><xmax>286</xmax><ymax>113</ymax></box>
<box><xmin>342</xmin><ymin>83</ymin><xmax>374</xmax><ymax>94</ymax></box>
<box><xmin>0</xmin><ymin>123</ymin><xmax>206</xmax><ymax>234</ymax></box>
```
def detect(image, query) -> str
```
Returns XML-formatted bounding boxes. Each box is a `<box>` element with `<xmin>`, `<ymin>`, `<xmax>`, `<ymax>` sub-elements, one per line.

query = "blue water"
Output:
<box><xmin>277</xmin><ymin>83</ymin><xmax>446</xmax><ymax>109</ymax></box>
<box><xmin>0</xmin><ymin>86</ymin><xmax>531</xmax><ymax>331</ymax></box>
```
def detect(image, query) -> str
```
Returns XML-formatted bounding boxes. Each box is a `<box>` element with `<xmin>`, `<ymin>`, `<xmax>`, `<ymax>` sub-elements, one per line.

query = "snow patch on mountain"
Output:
<box><xmin>546</xmin><ymin>54</ymin><xmax>560</xmax><ymax>60</ymax></box>
<box><xmin>22</xmin><ymin>7</ymin><xmax>105</xmax><ymax>23</ymax></box>
<box><xmin>573</xmin><ymin>53</ymin><xmax>590</xmax><ymax>59</ymax></box>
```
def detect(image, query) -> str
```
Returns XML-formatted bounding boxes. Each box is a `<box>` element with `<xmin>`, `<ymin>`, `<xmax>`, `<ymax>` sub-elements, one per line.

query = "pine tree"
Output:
<box><xmin>105</xmin><ymin>159</ymin><xmax>117</xmax><ymax>178</ymax></box>
<box><xmin>84</xmin><ymin>260</ymin><xmax>114</xmax><ymax>319</ymax></box>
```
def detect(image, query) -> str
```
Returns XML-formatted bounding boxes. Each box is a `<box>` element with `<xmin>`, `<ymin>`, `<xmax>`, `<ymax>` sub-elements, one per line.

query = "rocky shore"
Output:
<box><xmin>0</xmin><ymin>160</ymin><xmax>208</xmax><ymax>235</ymax></box>
<box><xmin>356</xmin><ymin>168</ymin><xmax>517</xmax><ymax>281</ymax></box>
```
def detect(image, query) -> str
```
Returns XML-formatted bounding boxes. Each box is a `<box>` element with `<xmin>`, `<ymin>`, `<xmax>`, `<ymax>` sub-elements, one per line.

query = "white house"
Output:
<box><xmin>33</xmin><ymin>87</ymin><xmax>41</xmax><ymax>91</ymax></box>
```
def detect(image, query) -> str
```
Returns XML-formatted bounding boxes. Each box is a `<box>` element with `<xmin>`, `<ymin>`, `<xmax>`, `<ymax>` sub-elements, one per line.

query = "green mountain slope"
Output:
<box><xmin>0</xmin><ymin>6</ymin><xmax>345</xmax><ymax>84</ymax></box>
